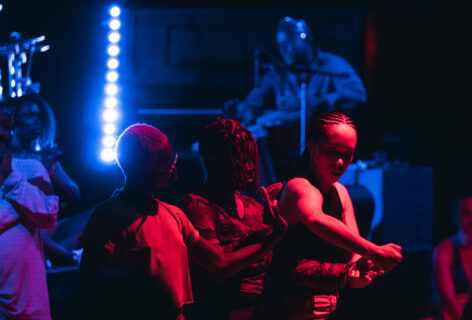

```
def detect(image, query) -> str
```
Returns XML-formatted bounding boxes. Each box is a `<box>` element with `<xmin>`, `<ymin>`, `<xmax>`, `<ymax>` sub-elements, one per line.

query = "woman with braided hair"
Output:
<box><xmin>179</xmin><ymin>118</ymin><xmax>280</xmax><ymax>320</ymax></box>
<box><xmin>261</xmin><ymin>111</ymin><xmax>403</xmax><ymax>319</ymax></box>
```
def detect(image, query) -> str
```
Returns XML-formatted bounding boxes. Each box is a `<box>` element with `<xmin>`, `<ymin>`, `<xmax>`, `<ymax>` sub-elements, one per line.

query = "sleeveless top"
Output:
<box><xmin>269</xmin><ymin>174</ymin><xmax>351</xmax><ymax>296</ymax></box>
<box><xmin>451</xmin><ymin>235</ymin><xmax>471</xmax><ymax>294</ymax></box>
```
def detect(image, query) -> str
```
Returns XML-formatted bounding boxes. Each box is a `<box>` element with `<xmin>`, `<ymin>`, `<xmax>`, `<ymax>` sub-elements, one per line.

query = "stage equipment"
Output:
<box><xmin>0</xmin><ymin>32</ymin><xmax>49</xmax><ymax>100</ymax></box>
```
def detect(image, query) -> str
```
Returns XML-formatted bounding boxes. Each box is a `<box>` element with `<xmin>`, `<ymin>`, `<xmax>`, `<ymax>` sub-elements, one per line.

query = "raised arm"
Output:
<box><xmin>280</xmin><ymin>178</ymin><xmax>401</xmax><ymax>271</ymax></box>
<box><xmin>2</xmin><ymin>155</ymin><xmax>59</xmax><ymax>229</ymax></box>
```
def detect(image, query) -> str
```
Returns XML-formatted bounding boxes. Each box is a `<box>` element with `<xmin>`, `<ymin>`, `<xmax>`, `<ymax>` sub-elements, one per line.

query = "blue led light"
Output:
<box><xmin>108</xmin><ymin>32</ymin><xmax>121</xmax><ymax>43</ymax></box>
<box><xmin>109</xmin><ymin>19</ymin><xmax>121</xmax><ymax>30</ymax></box>
<box><xmin>107</xmin><ymin>58</ymin><xmax>119</xmax><ymax>69</ymax></box>
<box><xmin>109</xmin><ymin>6</ymin><xmax>121</xmax><ymax>17</ymax></box>
<box><xmin>100</xmin><ymin>148</ymin><xmax>115</xmax><ymax>163</ymax></box>
<box><xmin>104</xmin><ymin>96</ymin><xmax>118</xmax><ymax>108</ymax></box>
<box><xmin>103</xmin><ymin>123</ymin><xmax>117</xmax><ymax>134</ymax></box>
<box><xmin>102</xmin><ymin>109</ymin><xmax>118</xmax><ymax>122</ymax></box>
<box><xmin>107</xmin><ymin>45</ymin><xmax>120</xmax><ymax>56</ymax></box>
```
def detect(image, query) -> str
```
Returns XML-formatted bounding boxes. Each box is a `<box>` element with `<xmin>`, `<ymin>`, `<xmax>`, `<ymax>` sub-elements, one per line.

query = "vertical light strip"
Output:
<box><xmin>100</xmin><ymin>4</ymin><xmax>121</xmax><ymax>163</ymax></box>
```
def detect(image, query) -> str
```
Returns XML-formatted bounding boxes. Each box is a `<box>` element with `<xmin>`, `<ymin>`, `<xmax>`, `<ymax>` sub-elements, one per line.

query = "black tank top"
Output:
<box><xmin>269</xmin><ymin>174</ymin><xmax>351</xmax><ymax>295</ymax></box>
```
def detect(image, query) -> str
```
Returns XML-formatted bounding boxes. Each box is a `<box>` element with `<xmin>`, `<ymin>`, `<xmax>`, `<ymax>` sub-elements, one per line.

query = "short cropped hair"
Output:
<box><xmin>115</xmin><ymin>123</ymin><xmax>170</xmax><ymax>177</ymax></box>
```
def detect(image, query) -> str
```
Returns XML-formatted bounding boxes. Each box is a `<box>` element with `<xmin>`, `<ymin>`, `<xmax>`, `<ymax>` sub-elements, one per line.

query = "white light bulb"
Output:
<box><xmin>102</xmin><ymin>109</ymin><xmax>118</xmax><ymax>122</ymax></box>
<box><xmin>109</xmin><ymin>6</ymin><xmax>121</xmax><ymax>17</ymax></box>
<box><xmin>104</xmin><ymin>96</ymin><xmax>118</xmax><ymax>108</ymax></box>
<box><xmin>103</xmin><ymin>123</ymin><xmax>117</xmax><ymax>134</ymax></box>
<box><xmin>100</xmin><ymin>148</ymin><xmax>115</xmax><ymax>163</ymax></box>
<box><xmin>107</xmin><ymin>58</ymin><xmax>119</xmax><ymax>69</ymax></box>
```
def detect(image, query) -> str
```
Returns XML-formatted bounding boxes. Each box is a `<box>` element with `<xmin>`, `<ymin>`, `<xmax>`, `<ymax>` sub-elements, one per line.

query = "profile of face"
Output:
<box><xmin>459</xmin><ymin>197</ymin><xmax>472</xmax><ymax>236</ymax></box>
<box><xmin>277</xmin><ymin>30</ymin><xmax>311</xmax><ymax>66</ymax></box>
<box><xmin>15</xmin><ymin>102</ymin><xmax>42</xmax><ymax>141</ymax></box>
<box><xmin>231</xmin><ymin>155</ymin><xmax>256</xmax><ymax>191</ymax></box>
<box><xmin>307</xmin><ymin>124</ymin><xmax>357</xmax><ymax>188</ymax></box>
<box><xmin>146</xmin><ymin>142</ymin><xmax>178</xmax><ymax>190</ymax></box>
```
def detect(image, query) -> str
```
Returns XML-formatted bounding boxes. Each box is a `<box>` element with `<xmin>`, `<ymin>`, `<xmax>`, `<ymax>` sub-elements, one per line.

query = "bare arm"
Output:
<box><xmin>434</xmin><ymin>239</ymin><xmax>463</xmax><ymax>320</ymax></box>
<box><xmin>50</xmin><ymin>161</ymin><xmax>81</xmax><ymax>200</ymax></box>
<box><xmin>3</xmin><ymin>171</ymin><xmax>58</xmax><ymax>229</ymax></box>
<box><xmin>188</xmin><ymin>225</ymin><xmax>284</xmax><ymax>281</ymax></box>
<box><xmin>280</xmin><ymin>178</ymin><xmax>401</xmax><ymax>271</ymax></box>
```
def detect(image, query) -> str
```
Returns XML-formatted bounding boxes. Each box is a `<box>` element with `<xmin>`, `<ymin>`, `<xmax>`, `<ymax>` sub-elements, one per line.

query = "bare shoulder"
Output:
<box><xmin>285</xmin><ymin>177</ymin><xmax>322</xmax><ymax>199</ymax></box>
<box><xmin>333</xmin><ymin>182</ymin><xmax>351</xmax><ymax>202</ymax></box>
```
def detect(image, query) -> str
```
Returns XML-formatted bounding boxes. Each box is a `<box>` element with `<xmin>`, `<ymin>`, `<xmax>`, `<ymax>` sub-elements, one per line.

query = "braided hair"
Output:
<box><xmin>199</xmin><ymin>118</ymin><xmax>259</xmax><ymax>192</ymax></box>
<box><xmin>293</xmin><ymin>111</ymin><xmax>357</xmax><ymax>176</ymax></box>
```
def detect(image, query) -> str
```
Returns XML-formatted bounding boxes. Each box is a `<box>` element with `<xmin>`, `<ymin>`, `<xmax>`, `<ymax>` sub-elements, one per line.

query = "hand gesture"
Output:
<box><xmin>370</xmin><ymin>243</ymin><xmax>403</xmax><ymax>273</ymax></box>
<box><xmin>261</xmin><ymin>184</ymin><xmax>287</xmax><ymax>237</ymax></box>
<box><xmin>348</xmin><ymin>256</ymin><xmax>377</xmax><ymax>288</ymax></box>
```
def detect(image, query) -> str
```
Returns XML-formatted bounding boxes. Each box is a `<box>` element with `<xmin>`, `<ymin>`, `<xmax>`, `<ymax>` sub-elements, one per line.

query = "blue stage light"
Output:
<box><xmin>100</xmin><ymin>148</ymin><xmax>115</xmax><ymax>163</ymax></box>
<box><xmin>105</xmin><ymin>83</ymin><xmax>118</xmax><ymax>95</ymax></box>
<box><xmin>109</xmin><ymin>19</ymin><xmax>121</xmax><ymax>30</ymax></box>
<box><xmin>107</xmin><ymin>58</ymin><xmax>119</xmax><ymax>69</ymax></box>
<box><xmin>109</xmin><ymin>6</ymin><xmax>121</xmax><ymax>17</ymax></box>
<box><xmin>104</xmin><ymin>96</ymin><xmax>118</xmax><ymax>108</ymax></box>
<box><xmin>106</xmin><ymin>71</ymin><xmax>118</xmax><ymax>82</ymax></box>
<box><xmin>107</xmin><ymin>45</ymin><xmax>120</xmax><ymax>56</ymax></box>
<box><xmin>108</xmin><ymin>32</ymin><xmax>120</xmax><ymax>43</ymax></box>
<box><xmin>102</xmin><ymin>109</ymin><xmax>118</xmax><ymax>122</ymax></box>
<box><xmin>103</xmin><ymin>123</ymin><xmax>117</xmax><ymax>135</ymax></box>
<box><xmin>102</xmin><ymin>135</ymin><xmax>116</xmax><ymax>148</ymax></box>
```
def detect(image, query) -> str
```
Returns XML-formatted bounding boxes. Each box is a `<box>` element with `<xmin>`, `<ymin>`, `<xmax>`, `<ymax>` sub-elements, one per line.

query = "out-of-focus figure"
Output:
<box><xmin>226</xmin><ymin>16</ymin><xmax>366</xmax><ymax>130</ymax></box>
<box><xmin>0</xmin><ymin>103</ymin><xmax>59</xmax><ymax>320</ymax></box>
<box><xmin>434</xmin><ymin>196</ymin><xmax>472</xmax><ymax>320</ymax></box>
<box><xmin>4</xmin><ymin>94</ymin><xmax>83</xmax><ymax>266</ymax></box>
<box><xmin>225</xmin><ymin>17</ymin><xmax>366</xmax><ymax>182</ymax></box>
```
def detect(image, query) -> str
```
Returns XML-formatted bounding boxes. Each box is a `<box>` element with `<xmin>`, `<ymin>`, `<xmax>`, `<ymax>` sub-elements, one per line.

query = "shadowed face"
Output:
<box><xmin>15</xmin><ymin>102</ymin><xmax>42</xmax><ymax>140</ymax></box>
<box><xmin>277</xmin><ymin>30</ymin><xmax>311</xmax><ymax>66</ymax></box>
<box><xmin>308</xmin><ymin>124</ymin><xmax>357</xmax><ymax>188</ymax></box>
<box><xmin>145</xmin><ymin>140</ymin><xmax>178</xmax><ymax>190</ymax></box>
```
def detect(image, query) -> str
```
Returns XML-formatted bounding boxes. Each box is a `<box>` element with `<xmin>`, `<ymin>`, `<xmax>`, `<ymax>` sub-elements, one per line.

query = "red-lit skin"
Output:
<box><xmin>279</xmin><ymin>124</ymin><xmax>402</xmax><ymax>280</ymax></box>
<box><xmin>118</xmin><ymin>127</ymin><xmax>286</xmax><ymax>282</ymax></box>
<box><xmin>434</xmin><ymin>197</ymin><xmax>472</xmax><ymax>320</ymax></box>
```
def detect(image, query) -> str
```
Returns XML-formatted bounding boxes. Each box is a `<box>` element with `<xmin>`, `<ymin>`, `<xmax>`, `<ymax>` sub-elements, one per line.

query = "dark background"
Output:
<box><xmin>1</xmin><ymin>0</ymin><xmax>471</xmax><ymax>319</ymax></box>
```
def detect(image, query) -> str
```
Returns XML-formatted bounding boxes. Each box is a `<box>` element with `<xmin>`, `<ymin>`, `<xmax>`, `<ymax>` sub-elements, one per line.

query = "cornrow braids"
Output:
<box><xmin>199</xmin><ymin>118</ymin><xmax>260</xmax><ymax>192</ymax></box>
<box><xmin>293</xmin><ymin>111</ymin><xmax>357</xmax><ymax>176</ymax></box>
